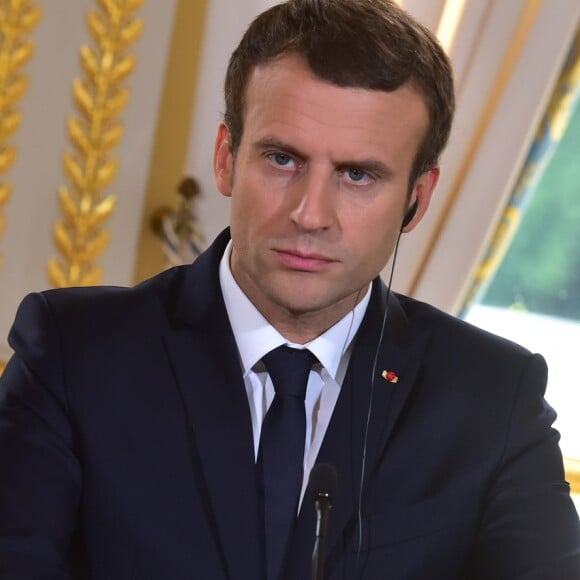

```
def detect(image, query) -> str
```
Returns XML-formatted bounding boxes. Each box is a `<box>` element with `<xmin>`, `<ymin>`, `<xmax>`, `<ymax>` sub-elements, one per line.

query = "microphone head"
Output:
<box><xmin>308</xmin><ymin>463</ymin><xmax>339</xmax><ymax>505</ymax></box>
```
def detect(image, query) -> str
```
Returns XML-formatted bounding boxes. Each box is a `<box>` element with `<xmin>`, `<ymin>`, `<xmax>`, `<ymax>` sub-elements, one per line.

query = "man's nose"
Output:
<box><xmin>289</xmin><ymin>170</ymin><xmax>336</xmax><ymax>231</ymax></box>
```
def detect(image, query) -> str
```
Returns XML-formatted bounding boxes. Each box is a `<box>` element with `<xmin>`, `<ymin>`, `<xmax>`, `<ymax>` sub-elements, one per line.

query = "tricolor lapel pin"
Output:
<box><xmin>382</xmin><ymin>370</ymin><xmax>399</xmax><ymax>384</ymax></box>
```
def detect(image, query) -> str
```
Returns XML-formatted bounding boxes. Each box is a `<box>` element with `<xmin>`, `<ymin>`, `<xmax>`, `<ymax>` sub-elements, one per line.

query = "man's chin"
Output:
<box><xmin>271</xmin><ymin>290</ymin><xmax>352</xmax><ymax>319</ymax></box>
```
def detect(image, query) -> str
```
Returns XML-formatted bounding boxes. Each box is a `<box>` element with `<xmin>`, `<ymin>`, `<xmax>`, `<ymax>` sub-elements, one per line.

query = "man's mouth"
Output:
<box><xmin>273</xmin><ymin>248</ymin><xmax>336</xmax><ymax>272</ymax></box>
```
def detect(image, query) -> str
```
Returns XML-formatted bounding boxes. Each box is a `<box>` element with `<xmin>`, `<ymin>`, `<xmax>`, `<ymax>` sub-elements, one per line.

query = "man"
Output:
<box><xmin>0</xmin><ymin>0</ymin><xmax>578</xmax><ymax>578</ymax></box>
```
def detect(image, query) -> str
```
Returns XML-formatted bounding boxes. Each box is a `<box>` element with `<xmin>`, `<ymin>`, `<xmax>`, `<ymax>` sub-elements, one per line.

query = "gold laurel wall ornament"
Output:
<box><xmin>0</xmin><ymin>0</ymin><xmax>41</xmax><ymax>268</ymax></box>
<box><xmin>48</xmin><ymin>0</ymin><xmax>144</xmax><ymax>287</ymax></box>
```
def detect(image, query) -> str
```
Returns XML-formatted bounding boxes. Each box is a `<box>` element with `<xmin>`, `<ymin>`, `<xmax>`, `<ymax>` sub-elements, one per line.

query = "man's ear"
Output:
<box><xmin>214</xmin><ymin>122</ymin><xmax>234</xmax><ymax>197</ymax></box>
<box><xmin>401</xmin><ymin>167</ymin><xmax>439</xmax><ymax>233</ymax></box>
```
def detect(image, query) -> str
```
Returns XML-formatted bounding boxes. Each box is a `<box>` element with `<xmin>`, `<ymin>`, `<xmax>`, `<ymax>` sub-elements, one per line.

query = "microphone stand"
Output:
<box><xmin>312</xmin><ymin>492</ymin><xmax>332</xmax><ymax>580</ymax></box>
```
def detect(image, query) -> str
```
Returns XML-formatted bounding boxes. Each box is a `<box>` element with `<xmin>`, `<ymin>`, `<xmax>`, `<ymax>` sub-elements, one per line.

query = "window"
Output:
<box><xmin>464</xmin><ymin>100</ymin><xmax>580</xmax><ymax>490</ymax></box>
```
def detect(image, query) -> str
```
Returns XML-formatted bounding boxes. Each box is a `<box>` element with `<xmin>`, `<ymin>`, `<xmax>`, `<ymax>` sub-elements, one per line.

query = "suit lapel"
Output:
<box><xmin>164</xmin><ymin>230</ymin><xmax>263</xmax><ymax>580</ymax></box>
<box><xmin>289</xmin><ymin>281</ymin><xmax>432</xmax><ymax>577</ymax></box>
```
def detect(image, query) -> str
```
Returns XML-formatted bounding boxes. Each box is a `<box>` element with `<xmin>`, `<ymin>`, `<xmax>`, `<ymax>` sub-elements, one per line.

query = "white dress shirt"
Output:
<box><xmin>219</xmin><ymin>241</ymin><xmax>370</xmax><ymax>505</ymax></box>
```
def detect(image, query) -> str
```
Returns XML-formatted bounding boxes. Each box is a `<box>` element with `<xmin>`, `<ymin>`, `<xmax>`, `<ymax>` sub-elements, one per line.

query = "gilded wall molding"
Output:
<box><xmin>48</xmin><ymin>0</ymin><xmax>144</xmax><ymax>288</ymax></box>
<box><xmin>0</xmin><ymin>0</ymin><xmax>42</xmax><ymax>269</ymax></box>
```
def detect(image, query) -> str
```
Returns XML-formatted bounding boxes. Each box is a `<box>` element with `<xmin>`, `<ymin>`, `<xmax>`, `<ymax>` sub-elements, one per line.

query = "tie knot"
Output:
<box><xmin>262</xmin><ymin>345</ymin><xmax>316</xmax><ymax>400</ymax></box>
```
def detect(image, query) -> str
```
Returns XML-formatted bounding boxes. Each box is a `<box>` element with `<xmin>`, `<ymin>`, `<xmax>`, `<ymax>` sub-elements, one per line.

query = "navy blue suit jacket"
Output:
<box><xmin>1</xmin><ymin>229</ymin><xmax>579</xmax><ymax>579</ymax></box>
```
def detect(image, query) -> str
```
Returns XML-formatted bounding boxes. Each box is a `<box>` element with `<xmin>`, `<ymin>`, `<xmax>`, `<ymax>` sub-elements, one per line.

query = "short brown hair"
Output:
<box><xmin>224</xmin><ymin>0</ymin><xmax>455</xmax><ymax>187</ymax></box>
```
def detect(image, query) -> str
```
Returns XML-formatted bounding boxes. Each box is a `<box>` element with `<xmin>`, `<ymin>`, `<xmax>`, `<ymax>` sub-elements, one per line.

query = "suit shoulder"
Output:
<box><xmin>394</xmin><ymin>294</ymin><xmax>549</xmax><ymax>414</ymax></box>
<box><xmin>40</xmin><ymin>265</ymin><xmax>186</xmax><ymax>316</ymax></box>
<box><xmin>10</xmin><ymin>266</ymin><xmax>192</xmax><ymax>348</ymax></box>
<box><xmin>395</xmin><ymin>293</ymin><xmax>535</xmax><ymax>361</ymax></box>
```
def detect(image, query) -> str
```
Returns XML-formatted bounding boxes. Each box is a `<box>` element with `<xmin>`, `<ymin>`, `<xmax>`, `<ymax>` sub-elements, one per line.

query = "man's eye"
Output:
<box><xmin>345</xmin><ymin>168</ymin><xmax>372</xmax><ymax>185</ymax></box>
<box><xmin>269</xmin><ymin>153</ymin><xmax>294</xmax><ymax>167</ymax></box>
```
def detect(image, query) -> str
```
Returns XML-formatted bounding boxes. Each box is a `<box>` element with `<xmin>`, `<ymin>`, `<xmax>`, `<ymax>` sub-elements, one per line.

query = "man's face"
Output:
<box><xmin>214</xmin><ymin>54</ymin><xmax>438</xmax><ymax>338</ymax></box>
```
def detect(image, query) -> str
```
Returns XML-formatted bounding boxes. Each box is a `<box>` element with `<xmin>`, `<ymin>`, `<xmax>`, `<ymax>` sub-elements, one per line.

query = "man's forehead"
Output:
<box><xmin>243</xmin><ymin>52</ymin><xmax>429</xmax><ymax>120</ymax></box>
<box><xmin>243</xmin><ymin>55</ymin><xmax>428</xmax><ymax>131</ymax></box>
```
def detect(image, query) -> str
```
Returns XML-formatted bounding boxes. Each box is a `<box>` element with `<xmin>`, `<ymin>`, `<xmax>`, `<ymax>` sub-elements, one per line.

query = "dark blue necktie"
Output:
<box><xmin>258</xmin><ymin>346</ymin><xmax>317</xmax><ymax>580</ymax></box>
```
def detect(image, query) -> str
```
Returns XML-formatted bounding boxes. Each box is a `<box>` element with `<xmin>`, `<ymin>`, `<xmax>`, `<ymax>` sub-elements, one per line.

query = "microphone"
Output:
<box><xmin>309</xmin><ymin>463</ymin><xmax>339</xmax><ymax>580</ymax></box>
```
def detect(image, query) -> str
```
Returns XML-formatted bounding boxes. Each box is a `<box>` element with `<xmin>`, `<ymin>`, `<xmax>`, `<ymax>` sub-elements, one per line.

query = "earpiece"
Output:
<box><xmin>401</xmin><ymin>200</ymin><xmax>418</xmax><ymax>228</ymax></box>
<box><xmin>356</xmin><ymin>218</ymin><xmax>404</xmax><ymax>563</ymax></box>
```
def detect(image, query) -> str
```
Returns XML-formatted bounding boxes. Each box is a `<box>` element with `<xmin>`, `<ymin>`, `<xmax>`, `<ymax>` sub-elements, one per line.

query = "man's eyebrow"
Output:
<box><xmin>253</xmin><ymin>137</ymin><xmax>304</xmax><ymax>159</ymax></box>
<box><xmin>339</xmin><ymin>159</ymin><xmax>394</xmax><ymax>179</ymax></box>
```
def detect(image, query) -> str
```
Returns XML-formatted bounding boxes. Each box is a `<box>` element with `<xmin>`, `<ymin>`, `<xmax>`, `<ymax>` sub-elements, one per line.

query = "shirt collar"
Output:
<box><xmin>219</xmin><ymin>241</ymin><xmax>371</xmax><ymax>378</ymax></box>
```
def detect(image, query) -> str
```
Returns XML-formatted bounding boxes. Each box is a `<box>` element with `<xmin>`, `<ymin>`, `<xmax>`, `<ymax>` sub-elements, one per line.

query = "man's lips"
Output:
<box><xmin>273</xmin><ymin>249</ymin><xmax>336</xmax><ymax>271</ymax></box>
